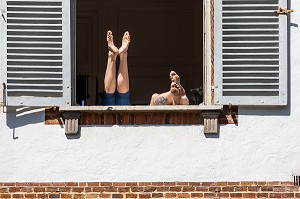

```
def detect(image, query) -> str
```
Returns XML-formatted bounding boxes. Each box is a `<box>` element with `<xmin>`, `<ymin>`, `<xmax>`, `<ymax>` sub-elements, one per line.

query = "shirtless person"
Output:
<box><xmin>102</xmin><ymin>30</ymin><xmax>131</xmax><ymax>105</ymax></box>
<box><xmin>150</xmin><ymin>71</ymin><xmax>189</xmax><ymax>105</ymax></box>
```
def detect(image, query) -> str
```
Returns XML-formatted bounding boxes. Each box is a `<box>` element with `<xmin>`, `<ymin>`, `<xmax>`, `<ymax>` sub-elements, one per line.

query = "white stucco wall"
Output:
<box><xmin>0</xmin><ymin>1</ymin><xmax>300</xmax><ymax>182</ymax></box>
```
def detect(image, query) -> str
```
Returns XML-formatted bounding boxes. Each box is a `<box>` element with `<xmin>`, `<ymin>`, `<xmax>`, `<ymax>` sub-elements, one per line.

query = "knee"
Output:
<box><xmin>151</xmin><ymin>93</ymin><xmax>159</xmax><ymax>100</ymax></box>
<box><xmin>150</xmin><ymin>93</ymin><xmax>159</xmax><ymax>105</ymax></box>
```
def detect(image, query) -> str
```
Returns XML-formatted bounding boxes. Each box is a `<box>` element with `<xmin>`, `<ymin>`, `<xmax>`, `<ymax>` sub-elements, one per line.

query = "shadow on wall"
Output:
<box><xmin>239</xmin><ymin>106</ymin><xmax>290</xmax><ymax>116</ymax></box>
<box><xmin>6</xmin><ymin>107</ymin><xmax>45</xmax><ymax>130</ymax></box>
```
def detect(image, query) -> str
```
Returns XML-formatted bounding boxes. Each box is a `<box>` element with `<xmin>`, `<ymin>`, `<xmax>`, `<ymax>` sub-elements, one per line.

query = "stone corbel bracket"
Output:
<box><xmin>61</xmin><ymin>112</ymin><xmax>81</xmax><ymax>135</ymax></box>
<box><xmin>202</xmin><ymin>110</ymin><xmax>220</xmax><ymax>134</ymax></box>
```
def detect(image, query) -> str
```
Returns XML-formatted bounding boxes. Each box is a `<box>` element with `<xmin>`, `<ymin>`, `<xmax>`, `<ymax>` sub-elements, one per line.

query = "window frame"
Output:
<box><xmin>71</xmin><ymin>0</ymin><xmax>210</xmax><ymax>107</ymax></box>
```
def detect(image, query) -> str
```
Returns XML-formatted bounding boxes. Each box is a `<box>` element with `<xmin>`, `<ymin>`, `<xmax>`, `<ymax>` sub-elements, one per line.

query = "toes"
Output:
<box><xmin>107</xmin><ymin>30</ymin><xmax>114</xmax><ymax>41</ymax></box>
<box><xmin>125</xmin><ymin>32</ymin><xmax>131</xmax><ymax>42</ymax></box>
<box><xmin>170</xmin><ymin>71</ymin><xmax>178</xmax><ymax>81</ymax></box>
<box><xmin>107</xmin><ymin>30</ymin><xmax>112</xmax><ymax>37</ymax></box>
<box><xmin>170</xmin><ymin>71</ymin><xmax>176</xmax><ymax>75</ymax></box>
<box><xmin>171</xmin><ymin>82</ymin><xmax>176</xmax><ymax>88</ymax></box>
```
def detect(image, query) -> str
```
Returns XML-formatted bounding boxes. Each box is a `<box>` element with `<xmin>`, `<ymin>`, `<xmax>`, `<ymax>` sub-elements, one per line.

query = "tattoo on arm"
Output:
<box><xmin>155</xmin><ymin>96</ymin><xmax>170</xmax><ymax>105</ymax></box>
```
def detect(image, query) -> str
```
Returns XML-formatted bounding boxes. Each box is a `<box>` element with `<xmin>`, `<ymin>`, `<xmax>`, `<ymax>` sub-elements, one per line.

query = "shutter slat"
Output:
<box><xmin>223</xmin><ymin>59</ymin><xmax>279</xmax><ymax>61</ymax></box>
<box><xmin>223</xmin><ymin>65</ymin><xmax>278</xmax><ymax>67</ymax></box>
<box><xmin>8</xmin><ymin>29</ymin><xmax>62</xmax><ymax>32</ymax></box>
<box><xmin>8</xmin><ymin>47</ymin><xmax>62</xmax><ymax>50</ymax></box>
<box><xmin>223</xmin><ymin>41</ymin><xmax>279</xmax><ymax>43</ymax></box>
<box><xmin>8</xmin><ymin>42</ymin><xmax>62</xmax><ymax>45</ymax></box>
<box><xmin>223</xmin><ymin>83</ymin><xmax>279</xmax><ymax>85</ymax></box>
<box><xmin>8</xmin><ymin>65</ymin><xmax>62</xmax><ymax>68</ymax></box>
<box><xmin>8</xmin><ymin>71</ymin><xmax>62</xmax><ymax>74</ymax></box>
<box><xmin>8</xmin><ymin>35</ymin><xmax>62</xmax><ymax>38</ymax></box>
<box><xmin>7</xmin><ymin>89</ymin><xmax>62</xmax><ymax>92</ymax></box>
<box><xmin>223</xmin><ymin>77</ymin><xmax>279</xmax><ymax>80</ymax></box>
<box><xmin>223</xmin><ymin>47</ymin><xmax>279</xmax><ymax>50</ymax></box>
<box><xmin>223</xmin><ymin>88</ymin><xmax>278</xmax><ymax>92</ymax></box>
<box><xmin>8</xmin><ymin>53</ymin><xmax>62</xmax><ymax>56</ymax></box>
<box><xmin>7</xmin><ymin>23</ymin><xmax>62</xmax><ymax>27</ymax></box>
<box><xmin>223</xmin><ymin>71</ymin><xmax>279</xmax><ymax>74</ymax></box>
<box><xmin>223</xmin><ymin>34</ymin><xmax>279</xmax><ymax>36</ymax></box>
<box><xmin>8</xmin><ymin>59</ymin><xmax>63</xmax><ymax>61</ymax></box>
<box><xmin>223</xmin><ymin>53</ymin><xmax>279</xmax><ymax>55</ymax></box>
<box><xmin>8</xmin><ymin>83</ymin><xmax>62</xmax><ymax>86</ymax></box>
<box><xmin>7</xmin><ymin>77</ymin><xmax>63</xmax><ymax>80</ymax></box>
<box><xmin>223</xmin><ymin>22</ymin><xmax>278</xmax><ymax>25</ymax></box>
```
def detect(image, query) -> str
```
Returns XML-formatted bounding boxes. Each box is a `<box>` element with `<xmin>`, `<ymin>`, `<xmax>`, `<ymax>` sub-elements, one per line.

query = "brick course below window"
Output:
<box><xmin>0</xmin><ymin>181</ymin><xmax>299</xmax><ymax>198</ymax></box>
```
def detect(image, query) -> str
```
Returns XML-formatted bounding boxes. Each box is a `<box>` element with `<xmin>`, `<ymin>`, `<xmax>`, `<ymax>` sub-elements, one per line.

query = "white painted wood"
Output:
<box><xmin>59</xmin><ymin>105</ymin><xmax>222</xmax><ymax>112</ymax></box>
<box><xmin>214</xmin><ymin>0</ymin><xmax>224</xmax><ymax>105</ymax></box>
<box><xmin>0</xmin><ymin>0</ymin><xmax>7</xmax><ymax>107</ymax></box>
<box><xmin>203</xmin><ymin>0</ymin><xmax>212</xmax><ymax>105</ymax></box>
<box><xmin>278</xmin><ymin>0</ymin><xmax>288</xmax><ymax>106</ymax></box>
<box><xmin>3</xmin><ymin>0</ymin><xmax>71</xmax><ymax>106</ymax></box>
<box><xmin>214</xmin><ymin>0</ymin><xmax>287</xmax><ymax>106</ymax></box>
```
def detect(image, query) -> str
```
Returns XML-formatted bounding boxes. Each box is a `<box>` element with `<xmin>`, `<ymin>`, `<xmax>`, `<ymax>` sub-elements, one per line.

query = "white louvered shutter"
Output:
<box><xmin>214</xmin><ymin>0</ymin><xmax>287</xmax><ymax>106</ymax></box>
<box><xmin>1</xmin><ymin>0</ymin><xmax>71</xmax><ymax>106</ymax></box>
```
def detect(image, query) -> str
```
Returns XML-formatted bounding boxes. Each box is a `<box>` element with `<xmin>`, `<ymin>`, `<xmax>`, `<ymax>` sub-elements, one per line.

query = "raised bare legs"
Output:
<box><xmin>103</xmin><ymin>30</ymin><xmax>131</xmax><ymax>105</ymax></box>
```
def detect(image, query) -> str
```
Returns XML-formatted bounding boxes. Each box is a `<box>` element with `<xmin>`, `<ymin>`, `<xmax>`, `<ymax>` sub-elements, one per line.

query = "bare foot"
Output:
<box><xmin>119</xmin><ymin>31</ymin><xmax>130</xmax><ymax>57</ymax></box>
<box><xmin>170</xmin><ymin>71</ymin><xmax>180</xmax><ymax>84</ymax></box>
<box><xmin>107</xmin><ymin>30</ymin><xmax>118</xmax><ymax>56</ymax></box>
<box><xmin>169</xmin><ymin>71</ymin><xmax>186</xmax><ymax>96</ymax></box>
<box><xmin>170</xmin><ymin>82</ymin><xmax>180</xmax><ymax>95</ymax></box>
<box><xmin>170</xmin><ymin>82</ymin><xmax>182</xmax><ymax>105</ymax></box>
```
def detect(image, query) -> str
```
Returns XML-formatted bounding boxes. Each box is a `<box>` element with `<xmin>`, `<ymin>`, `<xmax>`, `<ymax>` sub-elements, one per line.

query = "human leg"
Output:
<box><xmin>103</xmin><ymin>30</ymin><xmax>118</xmax><ymax>105</ymax></box>
<box><xmin>150</xmin><ymin>93</ymin><xmax>160</xmax><ymax>105</ymax></box>
<box><xmin>114</xmin><ymin>31</ymin><xmax>131</xmax><ymax>105</ymax></box>
<box><xmin>117</xmin><ymin>31</ymin><xmax>130</xmax><ymax>94</ymax></box>
<box><xmin>149</xmin><ymin>82</ymin><xmax>180</xmax><ymax>105</ymax></box>
<box><xmin>104</xmin><ymin>30</ymin><xmax>118</xmax><ymax>94</ymax></box>
<box><xmin>150</xmin><ymin>91</ymin><xmax>172</xmax><ymax>105</ymax></box>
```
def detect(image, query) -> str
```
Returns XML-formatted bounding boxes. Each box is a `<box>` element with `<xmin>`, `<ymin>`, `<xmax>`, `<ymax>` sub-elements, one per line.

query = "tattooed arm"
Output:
<box><xmin>154</xmin><ymin>96</ymin><xmax>170</xmax><ymax>105</ymax></box>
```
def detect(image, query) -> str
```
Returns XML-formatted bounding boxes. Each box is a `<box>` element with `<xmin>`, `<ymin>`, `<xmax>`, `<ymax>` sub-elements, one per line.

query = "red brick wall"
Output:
<box><xmin>0</xmin><ymin>181</ymin><xmax>299</xmax><ymax>198</ymax></box>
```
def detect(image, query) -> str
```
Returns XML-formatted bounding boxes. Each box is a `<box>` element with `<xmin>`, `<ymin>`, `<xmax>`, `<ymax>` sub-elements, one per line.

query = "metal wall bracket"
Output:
<box><xmin>1</xmin><ymin>9</ymin><xmax>7</xmax><ymax>22</ymax></box>
<box><xmin>202</xmin><ymin>110</ymin><xmax>220</xmax><ymax>134</ymax></box>
<box><xmin>62</xmin><ymin>112</ymin><xmax>81</xmax><ymax>135</ymax></box>
<box><xmin>1</xmin><ymin>83</ymin><xmax>6</xmax><ymax>113</ymax></box>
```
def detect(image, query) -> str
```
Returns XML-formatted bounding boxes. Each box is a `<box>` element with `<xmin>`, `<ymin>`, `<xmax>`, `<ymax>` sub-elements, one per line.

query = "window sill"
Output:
<box><xmin>56</xmin><ymin>105</ymin><xmax>222</xmax><ymax>135</ymax></box>
<box><xmin>59</xmin><ymin>105</ymin><xmax>222</xmax><ymax>112</ymax></box>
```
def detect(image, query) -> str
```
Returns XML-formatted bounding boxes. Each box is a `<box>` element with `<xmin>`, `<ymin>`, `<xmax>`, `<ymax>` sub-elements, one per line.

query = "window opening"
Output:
<box><xmin>76</xmin><ymin>0</ymin><xmax>203</xmax><ymax>106</ymax></box>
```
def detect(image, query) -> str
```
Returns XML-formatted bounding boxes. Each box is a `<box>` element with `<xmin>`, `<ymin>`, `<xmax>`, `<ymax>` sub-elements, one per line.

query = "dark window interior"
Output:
<box><xmin>76</xmin><ymin>0</ymin><xmax>203</xmax><ymax>105</ymax></box>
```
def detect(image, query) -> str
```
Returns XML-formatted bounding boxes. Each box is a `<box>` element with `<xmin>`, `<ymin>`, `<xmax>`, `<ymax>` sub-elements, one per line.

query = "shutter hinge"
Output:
<box><xmin>1</xmin><ymin>83</ymin><xmax>6</xmax><ymax>113</ymax></box>
<box><xmin>0</xmin><ymin>9</ymin><xmax>6</xmax><ymax>22</ymax></box>
<box><xmin>211</xmin><ymin>85</ymin><xmax>218</xmax><ymax>91</ymax></box>
<box><xmin>275</xmin><ymin>8</ymin><xmax>294</xmax><ymax>15</ymax></box>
